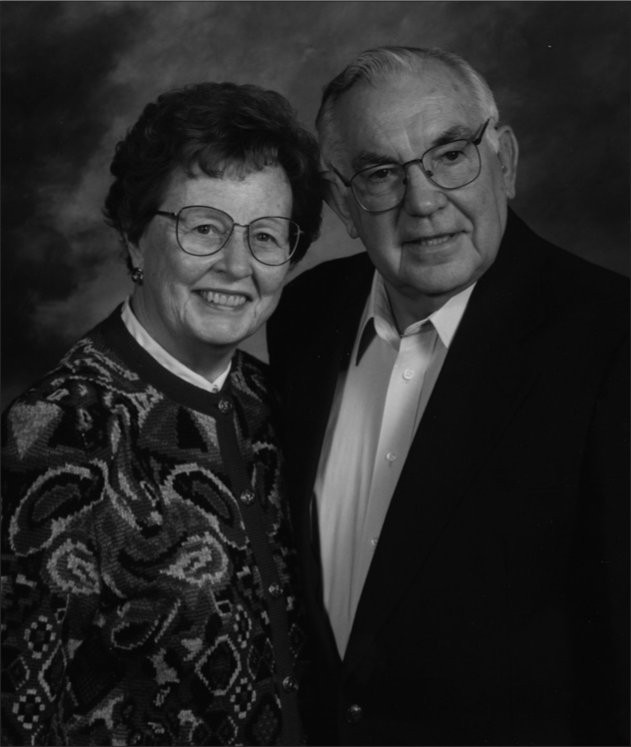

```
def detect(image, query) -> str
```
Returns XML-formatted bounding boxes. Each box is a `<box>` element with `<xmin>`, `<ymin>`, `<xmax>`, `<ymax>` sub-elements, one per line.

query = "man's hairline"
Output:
<box><xmin>317</xmin><ymin>63</ymin><xmax>501</xmax><ymax>171</ymax></box>
<box><xmin>318</xmin><ymin>104</ymin><xmax>499</xmax><ymax>178</ymax></box>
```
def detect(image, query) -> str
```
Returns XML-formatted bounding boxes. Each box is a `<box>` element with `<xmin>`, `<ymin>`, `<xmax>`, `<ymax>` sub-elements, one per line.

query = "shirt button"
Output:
<box><xmin>385</xmin><ymin>451</ymin><xmax>397</xmax><ymax>462</ymax></box>
<box><xmin>240</xmin><ymin>489</ymin><xmax>255</xmax><ymax>506</ymax></box>
<box><xmin>370</xmin><ymin>537</ymin><xmax>378</xmax><ymax>547</ymax></box>
<box><xmin>345</xmin><ymin>703</ymin><xmax>363</xmax><ymax>723</ymax></box>
<box><xmin>402</xmin><ymin>368</ymin><xmax>415</xmax><ymax>380</ymax></box>
<box><xmin>282</xmin><ymin>675</ymin><xmax>298</xmax><ymax>692</ymax></box>
<box><xmin>268</xmin><ymin>583</ymin><xmax>282</xmax><ymax>598</ymax></box>
<box><xmin>218</xmin><ymin>398</ymin><xmax>231</xmax><ymax>413</ymax></box>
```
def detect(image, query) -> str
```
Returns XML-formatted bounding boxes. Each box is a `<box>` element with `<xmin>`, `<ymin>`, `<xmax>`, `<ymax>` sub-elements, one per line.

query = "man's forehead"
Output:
<box><xmin>341</xmin><ymin>64</ymin><xmax>472</xmax><ymax>109</ymax></box>
<box><xmin>334</xmin><ymin>69</ymin><xmax>478</xmax><ymax>159</ymax></box>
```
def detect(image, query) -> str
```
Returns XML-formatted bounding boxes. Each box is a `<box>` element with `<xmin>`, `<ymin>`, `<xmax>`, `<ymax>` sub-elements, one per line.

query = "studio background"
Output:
<box><xmin>2</xmin><ymin>1</ymin><xmax>629</xmax><ymax>409</ymax></box>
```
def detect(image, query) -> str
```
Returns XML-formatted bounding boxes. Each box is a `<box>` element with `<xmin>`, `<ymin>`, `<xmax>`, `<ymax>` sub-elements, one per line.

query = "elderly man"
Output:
<box><xmin>267</xmin><ymin>46</ymin><xmax>629</xmax><ymax>745</ymax></box>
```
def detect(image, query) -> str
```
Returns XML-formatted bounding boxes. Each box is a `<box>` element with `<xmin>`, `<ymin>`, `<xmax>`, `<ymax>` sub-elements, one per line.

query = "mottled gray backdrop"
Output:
<box><xmin>2</xmin><ymin>1</ymin><xmax>629</xmax><ymax>407</ymax></box>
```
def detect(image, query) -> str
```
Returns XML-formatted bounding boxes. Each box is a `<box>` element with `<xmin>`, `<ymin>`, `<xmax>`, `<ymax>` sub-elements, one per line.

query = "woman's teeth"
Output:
<box><xmin>199</xmin><ymin>290</ymin><xmax>247</xmax><ymax>307</ymax></box>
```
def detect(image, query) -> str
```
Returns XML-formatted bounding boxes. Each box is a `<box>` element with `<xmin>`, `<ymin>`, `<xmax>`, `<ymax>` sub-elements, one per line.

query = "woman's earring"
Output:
<box><xmin>131</xmin><ymin>266</ymin><xmax>144</xmax><ymax>285</ymax></box>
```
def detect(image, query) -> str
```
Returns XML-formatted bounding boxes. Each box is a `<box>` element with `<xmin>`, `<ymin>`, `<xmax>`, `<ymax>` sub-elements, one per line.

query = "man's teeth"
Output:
<box><xmin>418</xmin><ymin>234</ymin><xmax>453</xmax><ymax>246</ymax></box>
<box><xmin>199</xmin><ymin>291</ymin><xmax>247</xmax><ymax>307</ymax></box>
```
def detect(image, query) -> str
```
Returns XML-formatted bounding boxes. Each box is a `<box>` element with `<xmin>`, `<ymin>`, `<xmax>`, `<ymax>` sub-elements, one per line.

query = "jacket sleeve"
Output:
<box><xmin>573</xmin><ymin>333</ymin><xmax>630</xmax><ymax>745</ymax></box>
<box><xmin>1</xmin><ymin>395</ymin><xmax>103</xmax><ymax>745</ymax></box>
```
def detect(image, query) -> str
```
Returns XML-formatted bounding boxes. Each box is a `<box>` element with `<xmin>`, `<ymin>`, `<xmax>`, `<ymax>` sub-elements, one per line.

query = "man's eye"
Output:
<box><xmin>441</xmin><ymin>149</ymin><xmax>466</xmax><ymax>162</ymax></box>
<box><xmin>366</xmin><ymin>166</ymin><xmax>397</xmax><ymax>182</ymax></box>
<box><xmin>433</xmin><ymin>144</ymin><xmax>469</xmax><ymax>166</ymax></box>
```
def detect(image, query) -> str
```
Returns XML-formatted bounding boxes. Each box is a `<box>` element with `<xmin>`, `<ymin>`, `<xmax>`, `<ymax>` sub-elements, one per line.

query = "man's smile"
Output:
<box><xmin>402</xmin><ymin>231</ymin><xmax>462</xmax><ymax>249</ymax></box>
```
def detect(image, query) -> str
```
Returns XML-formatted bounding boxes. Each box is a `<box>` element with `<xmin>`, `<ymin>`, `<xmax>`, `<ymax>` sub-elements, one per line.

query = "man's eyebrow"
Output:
<box><xmin>350</xmin><ymin>151</ymin><xmax>396</xmax><ymax>172</ymax></box>
<box><xmin>350</xmin><ymin>125</ymin><xmax>480</xmax><ymax>172</ymax></box>
<box><xmin>431</xmin><ymin>124</ymin><xmax>475</xmax><ymax>147</ymax></box>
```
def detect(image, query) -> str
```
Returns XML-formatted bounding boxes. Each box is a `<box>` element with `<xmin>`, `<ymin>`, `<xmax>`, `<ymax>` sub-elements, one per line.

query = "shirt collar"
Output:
<box><xmin>356</xmin><ymin>271</ymin><xmax>476</xmax><ymax>364</ymax></box>
<box><xmin>121</xmin><ymin>299</ymin><xmax>231</xmax><ymax>393</ymax></box>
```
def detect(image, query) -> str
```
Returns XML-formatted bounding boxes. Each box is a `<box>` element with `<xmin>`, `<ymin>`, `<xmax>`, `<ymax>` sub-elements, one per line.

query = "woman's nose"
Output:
<box><xmin>215</xmin><ymin>226</ymin><xmax>253</xmax><ymax>277</ymax></box>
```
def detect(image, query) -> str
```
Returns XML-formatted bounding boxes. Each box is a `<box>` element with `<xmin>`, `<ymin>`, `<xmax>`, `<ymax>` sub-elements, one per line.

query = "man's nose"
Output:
<box><xmin>216</xmin><ymin>226</ymin><xmax>253</xmax><ymax>277</ymax></box>
<box><xmin>402</xmin><ymin>163</ymin><xmax>448</xmax><ymax>216</ymax></box>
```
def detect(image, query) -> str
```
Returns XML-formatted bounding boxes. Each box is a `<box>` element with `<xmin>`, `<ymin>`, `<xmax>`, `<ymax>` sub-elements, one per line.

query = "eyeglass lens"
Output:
<box><xmin>176</xmin><ymin>206</ymin><xmax>298</xmax><ymax>265</ymax></box>
<box><xmin>352</xmin><ymin>139</ymin><xmax>482</xmax><ymax>211</ymax></box>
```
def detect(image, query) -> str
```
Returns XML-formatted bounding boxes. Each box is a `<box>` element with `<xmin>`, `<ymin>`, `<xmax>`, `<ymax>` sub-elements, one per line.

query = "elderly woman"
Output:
<box><xmin>1</xmin><ymin>82</ymin><xmax>322</xmax><ymax>746</ymax></box>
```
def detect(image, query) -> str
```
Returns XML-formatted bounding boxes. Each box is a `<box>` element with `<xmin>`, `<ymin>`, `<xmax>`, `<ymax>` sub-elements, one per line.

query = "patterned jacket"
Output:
<box><xmin>1</xmin><ymin>308</ymin><xmax>305</xmax><ymax>745</ymax></box>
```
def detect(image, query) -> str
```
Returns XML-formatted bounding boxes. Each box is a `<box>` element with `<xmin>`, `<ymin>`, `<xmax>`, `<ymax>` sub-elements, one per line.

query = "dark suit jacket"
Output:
<box><xmin>267</xmin><ymin>211</ymin><xmax>630</xmax><ymax>745</ymax></box>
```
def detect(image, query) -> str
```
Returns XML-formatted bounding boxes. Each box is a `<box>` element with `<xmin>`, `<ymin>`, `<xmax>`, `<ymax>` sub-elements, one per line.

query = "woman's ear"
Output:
<box><xmin>126</xmin><ymin>235</ymin><xmax>144</xmax><ymax>271</ymax></box>
<box><xmin>321</xmin><ymin>171</ymin><xmax>359</xmax><ymax>239</ymax></box>
<box><xmin>496</xmin><ymin>125</ymin><xmax>519</xmax><ymax>199</ymax></box>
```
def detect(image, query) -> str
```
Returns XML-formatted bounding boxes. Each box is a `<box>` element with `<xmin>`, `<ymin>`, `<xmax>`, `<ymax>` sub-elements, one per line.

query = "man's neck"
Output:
<box><xmin>386</xmin><ymin>283</ymin><xmax>471</xmax><ymax>332</ymax></box>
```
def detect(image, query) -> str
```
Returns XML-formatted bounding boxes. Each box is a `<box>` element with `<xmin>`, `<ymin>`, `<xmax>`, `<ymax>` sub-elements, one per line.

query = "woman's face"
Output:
<box><xmin>128</xmin><ymin>164</ymin><xmax>293</xmax><ymax>380</ymax></box>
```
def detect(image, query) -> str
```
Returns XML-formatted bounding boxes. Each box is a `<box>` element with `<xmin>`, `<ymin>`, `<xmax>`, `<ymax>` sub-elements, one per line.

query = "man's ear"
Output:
<box><xmin>321</xmin><ymin>171</ymin><xmax>359</xmax><ymax>239</ymax></box>
<box><xmin>496</xmin><ymin>125</ymin><xmax>519</xmax><ymax>199</ymax></box>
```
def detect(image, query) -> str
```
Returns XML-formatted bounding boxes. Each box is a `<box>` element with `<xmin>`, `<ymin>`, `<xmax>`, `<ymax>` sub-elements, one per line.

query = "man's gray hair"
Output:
<box><xmin>316</xmin><ymin>46</ymin><xmax>501</xmax><ymax>164</ymax></box>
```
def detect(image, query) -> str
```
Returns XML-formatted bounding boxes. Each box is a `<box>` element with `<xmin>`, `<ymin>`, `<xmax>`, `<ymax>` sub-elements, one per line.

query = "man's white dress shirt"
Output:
<box><xmin>315</xmin><ymin>273</ymin><xmax>474</xmax><ymax>656</ymax></box>
<box><xmin>121</xmin><ymin>299</ymin><xmax>231</xmax><ymax>392</ymax></box>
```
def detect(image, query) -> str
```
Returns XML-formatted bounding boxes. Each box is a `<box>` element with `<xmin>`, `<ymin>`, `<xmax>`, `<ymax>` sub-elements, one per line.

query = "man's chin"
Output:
<box><xmin>402</xmin><ymin>267</ymin><xmax>475</xmax><ymax>299</ymax></box>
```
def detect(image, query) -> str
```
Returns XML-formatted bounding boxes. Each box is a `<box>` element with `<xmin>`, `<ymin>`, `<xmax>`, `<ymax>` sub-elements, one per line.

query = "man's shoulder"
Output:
<box><xmin>502</xmin><ymin>212</ymin><xmax>628</xmax><ymax>316</ymax></box>
<box><xmin>284</xmin><ymin>251</ymin><xmax>372</xmax><ymax>298</ymax></box>
<box><xmin>545</xmin><ymin>242</ymin><xmax>627</xmax><ymax>290</ymax></box>
<box><xmin>537</xmin><ymin>240</ymin><xmax>628</xmax><ymax>319</ymax></box>
<box><xmin>268</xmin><ymin>251</ymin><xmax>372</xmax><ymax>356</ymax></box>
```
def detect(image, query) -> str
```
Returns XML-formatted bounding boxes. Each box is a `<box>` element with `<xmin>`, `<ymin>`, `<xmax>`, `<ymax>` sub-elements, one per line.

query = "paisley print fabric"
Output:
<box><xmin>1</xmin><ymin>309</ymin><xmax>304</xmax><ymax>745</ymax></box>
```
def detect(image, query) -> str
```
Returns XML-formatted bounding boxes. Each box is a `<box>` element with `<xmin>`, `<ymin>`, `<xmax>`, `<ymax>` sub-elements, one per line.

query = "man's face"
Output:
<box><xmin>326</xmin><ymin>65</ymin><xmax>518</xmax><ymax>326</ymax></box>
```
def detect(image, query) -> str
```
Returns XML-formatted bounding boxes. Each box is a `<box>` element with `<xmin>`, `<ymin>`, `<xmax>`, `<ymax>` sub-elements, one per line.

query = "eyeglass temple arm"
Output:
<box><xmin>473</xmin><ymin>118</ymin><xmax>491</xmax><ymax>144</ymax></box>
<box><xmin>321</xmin><ymin>164</ymin><xmax>351</xmax><ymax>187</ymax></box>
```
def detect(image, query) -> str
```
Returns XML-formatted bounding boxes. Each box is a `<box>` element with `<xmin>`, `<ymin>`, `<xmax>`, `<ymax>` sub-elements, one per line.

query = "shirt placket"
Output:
<box><xmin>351</xmin><ymin>323</ymin><xmax>437</xmax><ymax>612</ymax></box>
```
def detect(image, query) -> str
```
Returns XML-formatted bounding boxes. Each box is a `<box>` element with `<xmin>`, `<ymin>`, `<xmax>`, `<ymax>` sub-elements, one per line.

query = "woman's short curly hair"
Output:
<box><xmin>104</xmin><ymin>81</ymin><xmax>323</xmax><ymax>265</ymax></box>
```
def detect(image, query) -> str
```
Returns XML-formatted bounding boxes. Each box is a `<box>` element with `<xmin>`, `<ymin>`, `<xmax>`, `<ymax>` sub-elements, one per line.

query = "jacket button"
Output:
<box><xmin>268</xmin><ymin>583</ymin><xmax>282</xmax><ymax>598</ymax></box>
<box><xmin>218</xmin><ymin>398</ymin><xmax>231</xmax><ymax>413</ymax></box>
<box><xmin>282</xmin><ymin>675</ymin><xmax>298</xmax><ymax>692</ymax></box>
<box><xmin>240</xmin><ymin>489</ymin><xmax>255</xmax><ymax>506</ymax></box>
<box><xmin>345</xmin><ymin>703</ymin><xmax>363</xmax><ymax>723</ymax></box>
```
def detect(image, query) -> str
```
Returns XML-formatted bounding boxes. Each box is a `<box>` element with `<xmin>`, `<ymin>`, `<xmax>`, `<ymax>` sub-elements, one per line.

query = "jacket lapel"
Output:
<box><xmin>286</xmin><ymin>252</ymin><xmax>375</xmax><ymax>505</ymax></box>
<box><xmin>282</xmin><ymin>253</ymin><xmax>375</xmax><ymax>666</ymax></box>
<box><xmin>344</xmin><ymin>212</ymin><xmax>549</xmax><ymax>671</ymax></box>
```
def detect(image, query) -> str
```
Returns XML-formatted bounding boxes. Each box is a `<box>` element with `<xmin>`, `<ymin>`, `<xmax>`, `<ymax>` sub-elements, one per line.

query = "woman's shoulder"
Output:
<box><xmin>7</xmin><ymin>310</ymin><xmax>159</xmax><ymax>410</ymax></box>
<box><xmin>2</xmin><ymin>321</ymin><xmax>157</xmax><ymax>463</ymax></box>
<box><xmin>229</xmin><ymin>349</ymin><xmax>281</xmax><ymax>419</ymax></box>
<box><xmin>230</xmin><ymin>348</ymin><xmax>272</xmax><ymax>393</ymax></box>
<box><xmin>7</xmin><ymin>341</ymin><xmax>107</xmax><ymax>418</ymax></box>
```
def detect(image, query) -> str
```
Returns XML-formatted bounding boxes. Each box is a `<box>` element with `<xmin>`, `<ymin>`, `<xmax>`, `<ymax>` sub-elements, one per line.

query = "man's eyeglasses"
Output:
<box><xmin>154</xmin><ymin>206</ymin><xmax>302</xmax><ymax>266</ymax></box>
<box><xmin>331</xmin><ymin>119</ymin><xmax>491</xmax><ymax>214</ymax></box>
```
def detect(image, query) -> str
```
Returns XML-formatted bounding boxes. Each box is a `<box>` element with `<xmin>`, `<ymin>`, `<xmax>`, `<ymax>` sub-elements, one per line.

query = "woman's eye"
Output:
<box><xmin>253</xmin><ymin>231</ymin><xmax>279</xmax><ymax>245</ymax></box>
<box><xmin>192</xmin><ymin>223</ymin><xmax>222</xmax><ymax>236</ymax></box>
